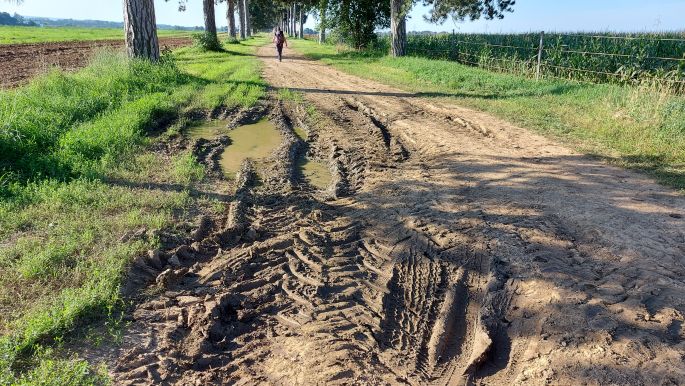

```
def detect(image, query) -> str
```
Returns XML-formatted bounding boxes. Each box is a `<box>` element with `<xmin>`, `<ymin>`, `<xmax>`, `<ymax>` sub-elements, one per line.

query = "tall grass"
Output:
<box><xmin>0</xmin><ymin>52</ymin><xmax>188</xmax><ymax>186</ymax></box>
<box><xmin>396</xmin><ymin>32</ymin><xmax>685</xmax><ymax>88</ymax></box>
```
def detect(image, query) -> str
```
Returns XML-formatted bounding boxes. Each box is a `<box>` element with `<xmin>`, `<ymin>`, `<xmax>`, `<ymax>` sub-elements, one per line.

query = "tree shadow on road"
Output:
<box><xmin>347</xmin><ymin>150</ymin><xmax>685</xmax><ymax>383</ymax></box>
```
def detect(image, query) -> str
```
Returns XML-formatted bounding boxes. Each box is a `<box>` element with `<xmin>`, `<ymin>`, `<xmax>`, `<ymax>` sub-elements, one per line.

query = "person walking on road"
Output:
<box><xmin>273</xmin><ymin>28</ymin><xmax>287</xmax><ymax>62</ymax></box>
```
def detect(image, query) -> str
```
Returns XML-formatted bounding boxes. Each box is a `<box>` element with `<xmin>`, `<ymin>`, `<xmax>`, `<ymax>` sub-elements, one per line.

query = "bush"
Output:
<box><xmin>192</xmin><ymin>32</ymin><xmax>223</xmax><ymax>52</ymax></box>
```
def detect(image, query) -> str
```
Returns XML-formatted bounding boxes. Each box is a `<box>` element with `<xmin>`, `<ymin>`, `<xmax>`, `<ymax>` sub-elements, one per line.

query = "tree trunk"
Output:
<box><xmin>237</xmin><ymin>0</ymin><xmax>245</xmax><ymax>39</ymax></box>
<box><xmin>122</xmin><ymin>0</ymin><xmax>159</xmax><ymax>61</ymax></box>
<box><xmin>291</xmin><ymin>4</ymin><xmax>296</xmax><ymax>37</ymax></box>
<box><xmin>318</xmin><ymin>0</ymin><xmax>327</xmax><ymax>44</ymax></box>
<box><xmin>279</xmin><ymin>11</ymin><xmax>283</xmax><ymax>33</ymax></box>
<box><xmin>227</xmin><ymin>0</ymin><xmax>236</xmax><ymax>38</ymax></box>
<box><xmin>286</xmin><ymin>6</ymin><xmax>291</xmax><ymax>36</ymax></box>
<box><xmin>203</xmin><ymin>0</ymin><xmax>217</xmax><ymax>40</ymax></box>
<box><xmin>390</xmin><ymin>0</ymin><xmax>406</xmax><ymax>57</ymax></box>
<box><xmin>298</xmin><ymin>4</ymin><xmax>304</xmax><ymax>39</ymax></box>
<box><xmin>245</xmin><ymin>0</ymin><xmax>251</xmax><ymax>37</ymax></box>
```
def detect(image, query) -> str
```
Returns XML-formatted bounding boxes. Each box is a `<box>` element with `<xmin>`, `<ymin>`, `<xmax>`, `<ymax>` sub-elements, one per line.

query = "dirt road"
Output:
<box><xmin>108</xmin><ymin>46</ymin><xmax>685</xmax><ymax>385</ymax></box>
<box><xmin>0</xmin><ymin>37</ymin><xmax>190</xmax><ymax>88</ymax></box>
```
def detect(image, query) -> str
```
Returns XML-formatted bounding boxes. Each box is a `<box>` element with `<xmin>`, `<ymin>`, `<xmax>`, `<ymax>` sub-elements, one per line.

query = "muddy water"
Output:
<box><xmin>293</xmin><ymin>126</ymin><xmax>308</xmax><ymax>141</ymax></box>
<box><xmin>187</xmin><ymin>121</ymin><xmax>225</xmax><ymax>140</ymax></box>
<box><xmin>189</xmin><ymin>120</ymin><xmax>332</xmax><ymax>187</ymax></box>
<box><xmin>219</xmin><ymin>121</ymin><xmax>282</xmax><ymax>176</ymax></box>
<box><xmin>298</xmin><ymin>158</ymin><xmax>332</xmax><ymax>189</ymax></box>
<box><xmin>189</xmin><ymin>120</ymin><xmax>282</xmax><ymax>177</ymax></box>
<box><xmin>293</xmin><ymin>125</ymin><xmax>333</xmax><ymax>189</ymax></box>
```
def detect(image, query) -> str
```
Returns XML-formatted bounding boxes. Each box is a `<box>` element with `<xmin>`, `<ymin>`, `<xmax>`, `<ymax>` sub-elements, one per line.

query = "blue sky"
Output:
<box><xmin>2</xmin><ymin>0</ymin><xmax>684</xmax><ymax>33</ymax></box>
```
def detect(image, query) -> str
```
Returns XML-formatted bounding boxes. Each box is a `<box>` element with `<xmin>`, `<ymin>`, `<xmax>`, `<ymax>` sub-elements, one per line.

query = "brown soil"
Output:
<box><xmin>100</xmin><ymin>46</ymin><xmax>685</xmax><ymax>385</ymax></box>
<box><xmin>0</xmin><ymin>37</ymin><xmax>191</xmax><ymax>88</ymax></box>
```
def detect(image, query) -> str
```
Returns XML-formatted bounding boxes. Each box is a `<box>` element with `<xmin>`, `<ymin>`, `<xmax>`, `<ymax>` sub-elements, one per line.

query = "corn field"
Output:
<box><xmin>395</xmin><ymin>32</ymin><xmax>685</xmax><ymax>90</ymax></box>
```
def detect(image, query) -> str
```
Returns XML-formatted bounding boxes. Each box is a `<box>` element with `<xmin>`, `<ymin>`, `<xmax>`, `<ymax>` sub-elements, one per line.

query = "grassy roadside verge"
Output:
<box><xmin>0</xmin><ymin>36</ymin><xmax>266</xmax><ymax>384</ymax></box>
<box><xmin>293</xmin><ymin>39</ymin><xmax>685</xmax><ymax>191</ymax></box>
<box><xmin>0</xmin><ymin>26</ymin><xmax>190</xmax><ymax>45</ymax></box>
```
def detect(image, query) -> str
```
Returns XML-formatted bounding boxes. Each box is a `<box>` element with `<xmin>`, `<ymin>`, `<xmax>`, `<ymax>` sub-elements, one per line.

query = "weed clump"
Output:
<box><xmin>192</xmin><ymin>32</ymin><xmax>223</xmax><ymax>52</ymax></box>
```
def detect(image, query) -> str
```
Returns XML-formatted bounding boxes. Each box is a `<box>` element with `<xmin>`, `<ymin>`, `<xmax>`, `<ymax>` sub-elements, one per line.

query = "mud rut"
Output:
<box><xmin>107</xmin><ymin>47</ymin><xmax>685</xmax><ymax>385</ymax></box>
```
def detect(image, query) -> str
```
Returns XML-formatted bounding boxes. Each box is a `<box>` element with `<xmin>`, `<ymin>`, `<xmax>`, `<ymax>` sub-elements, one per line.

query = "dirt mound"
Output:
<box><xmin>0</xmin><ymin>37</ymin><xmax>190</xmax><ymax>88</ymax></box>
<box><xmin>98</xmin><ymin>46</ymin><xmax>685</xmax><ymax>385</ymax></box>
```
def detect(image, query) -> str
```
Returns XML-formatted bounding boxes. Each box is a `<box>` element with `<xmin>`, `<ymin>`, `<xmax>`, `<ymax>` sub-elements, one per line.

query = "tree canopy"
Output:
<box><xmin>422</xmin><ymin>0</ymin><xmax>515</xmax><ymax>23</ymax></box>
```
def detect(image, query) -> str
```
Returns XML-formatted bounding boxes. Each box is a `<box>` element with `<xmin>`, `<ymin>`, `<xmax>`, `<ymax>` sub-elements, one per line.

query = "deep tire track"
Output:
<box><xmin>102</xmin><ymin>45</ymin><xmax>685</xmax><ymax>386</ymax></box>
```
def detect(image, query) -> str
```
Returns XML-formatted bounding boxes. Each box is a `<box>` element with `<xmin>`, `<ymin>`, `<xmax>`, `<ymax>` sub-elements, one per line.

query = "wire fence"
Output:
<box><xmin>400</xmin><ymin>32</ymin><xmax>685</xmax><ymax>90</ymax></box>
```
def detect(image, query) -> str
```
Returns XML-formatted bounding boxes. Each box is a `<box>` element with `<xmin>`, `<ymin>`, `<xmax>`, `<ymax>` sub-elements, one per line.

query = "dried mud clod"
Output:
<box><xmin>268</xmin><ymin>101</ymin><xmax>306</xmax><ymax>188</ymax></box>
<box><xmin>216</xmin><ymin>159</ymin><xmax>256</xmax><ymax>245</ymax></box>
<box><xmin>225</xmin><ymin>103</ymin><xmax>270</xmax><ymax>128</ymax></box>
<box><xmin>192</xmin><ymin>135</ymin><xmax>230</xmax><ymax>176</ymax></box>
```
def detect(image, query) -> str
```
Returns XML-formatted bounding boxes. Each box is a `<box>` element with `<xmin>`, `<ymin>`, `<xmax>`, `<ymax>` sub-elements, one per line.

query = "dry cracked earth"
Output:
<box><xmin>100</xmin><ymin>46</ymin><xmax>685</xmax><ymax>385</ymax></box>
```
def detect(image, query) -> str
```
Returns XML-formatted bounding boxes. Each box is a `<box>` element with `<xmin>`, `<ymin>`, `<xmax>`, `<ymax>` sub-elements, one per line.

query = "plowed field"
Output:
<box><xmin>0</xmin><ymin>37</ymin><xmax>190</xmax><ymax>88</ymax></box>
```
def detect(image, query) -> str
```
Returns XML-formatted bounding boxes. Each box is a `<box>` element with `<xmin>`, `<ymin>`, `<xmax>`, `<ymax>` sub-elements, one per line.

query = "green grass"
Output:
<box><xmin>0</xmin><ymin>26</ymin><xmax>190</xmax><ymax>45</ymax></box>
<box><xmin>294</xmin><ymin>38</ymin><xmax>685</xmax><ymax>191</ymax></box>
<box><xmin>0</xmin><ymin>36</ymin><xmax>267</xmax><ymax>384</ymax></box>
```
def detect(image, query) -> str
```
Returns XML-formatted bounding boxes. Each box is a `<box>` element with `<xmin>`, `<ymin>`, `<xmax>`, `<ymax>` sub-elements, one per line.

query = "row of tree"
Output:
<box><xmin>120</xmin><ymin>0</ymin><xmax>515</xmax><ymax>61</ymax></box>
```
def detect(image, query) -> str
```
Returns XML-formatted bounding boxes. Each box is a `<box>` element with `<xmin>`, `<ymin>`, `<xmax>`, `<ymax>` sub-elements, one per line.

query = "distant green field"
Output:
<box><xmin>0</xmin><ymin>26</ymin><xmax>191</xmax><ymax>45</ymax></box>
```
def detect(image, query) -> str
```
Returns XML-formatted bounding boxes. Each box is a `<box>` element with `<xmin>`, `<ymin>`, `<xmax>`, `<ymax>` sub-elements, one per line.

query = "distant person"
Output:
<box><xmin>273</xmin><ymin>29</ymin><xmax>287</xmax><ymax>62</ymax></box>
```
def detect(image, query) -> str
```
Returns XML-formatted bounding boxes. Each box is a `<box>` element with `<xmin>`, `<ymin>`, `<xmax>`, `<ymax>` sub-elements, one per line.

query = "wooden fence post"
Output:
<box><xmin>536</xmin><ymin>31</ymin><xmax>545</xmax><ymax>81</ymax></box>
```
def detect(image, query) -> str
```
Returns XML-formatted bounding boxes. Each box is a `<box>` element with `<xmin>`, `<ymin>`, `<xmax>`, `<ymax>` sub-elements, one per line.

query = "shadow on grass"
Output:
<box><xmin>589</xmin><ymin>152</ymin><xmax>685</xmax><ymax>190</ymax></box>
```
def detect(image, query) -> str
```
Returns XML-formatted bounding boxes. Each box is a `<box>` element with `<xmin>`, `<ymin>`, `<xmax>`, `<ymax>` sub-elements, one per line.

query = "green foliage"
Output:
<box><xmin>0</xmin><ymin>36</ymin><xmax>267</xmax><ymax>384</ymax></box>
<box><xmin>327</xmin><ymin>0</ymin><xmax>389</xmax><ymax>48</ymax></box>
<box><xmin>4</xmin><ymin>348</ymin><xmax>108</xmax><ymax>386</ymax></box>
<box><xmin>277</xmin><ymin>88</ymin><xmax>304</xmax><ymax>103</ymax></box>
<box><xmin>174</xmin><ymin>39</ymin><xmax>267</xmax><ymax>110</ymax></box>
<box><xmin>0</xmin><ymin>52</ymin><xmax>186</xmax><ymax>183</ymax></box>
<box><xmin>398</xmin><ymin>32</ymin><xmax>685</xmax><ymax>87</ymax></box>
<box><xmin>172</xmin><ymin>152</ymin><xmax>206</xmax><ymax>186</ymax></box>
<box><xmin>294</xmin><ymin>38</ymin><xmax>685</xmax><ymax>190</ymax></box>
<box><xmin>192</xmin><ymin>31</ymin><xmax>223</xmax><ymax>51</ymax></box>
<box><xmin>422</xmin><ymin>0</ymin><xmax>515</xmax><ymax>23</ymax></box>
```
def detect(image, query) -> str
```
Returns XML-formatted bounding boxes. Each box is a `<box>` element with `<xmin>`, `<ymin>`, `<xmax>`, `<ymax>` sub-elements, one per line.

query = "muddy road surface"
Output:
<box><xmin>0</xmin><ymin>37</ymin><xmax>190</xmax><ymax>88</ymax></box>
<box><xmin>106</xmin><ymin>46</ymin><xmax>685</xmax><ymax>385</ymax></box>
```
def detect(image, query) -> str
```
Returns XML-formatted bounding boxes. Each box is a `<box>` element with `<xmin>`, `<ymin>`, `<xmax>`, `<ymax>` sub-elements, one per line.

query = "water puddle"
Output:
<box><xmin>293</xmin><ymin>126</ymin><xmax>332</xmax><ymax>189</ymax></box>
<box><xmin>293</xmin><ymin>126</ymin><xmax>308</xmax><ymax>140</ymax></box>
<box><xmin>187</xmin><ymin>121</ymin><xmax>225</xmax><ymax>140</ymax></box>
<box><xmin>189</xmin><ymin>119</ymin><xmax>331</xmax><ymax>188</ymax></box>
<box><xmin>189</xmin><ymin>119</ymin><xmax>282</xmax><ymax>177</ymax></box>
<box><xmin>298</xmin><ymin>157</ymin><xmax>332</xmax><ymax>190</ymax></box>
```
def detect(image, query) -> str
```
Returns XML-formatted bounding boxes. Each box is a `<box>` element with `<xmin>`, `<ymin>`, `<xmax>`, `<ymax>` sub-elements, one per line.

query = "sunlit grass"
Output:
<box><xmin>0</xmin><ymin>37</ymin><xmax>266</xmax><ymax>384</ymax></box>
<box><xmin>0</xmin><ymin>26</ymin><xmax>190</xmax><ymax>45</ymax></box>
